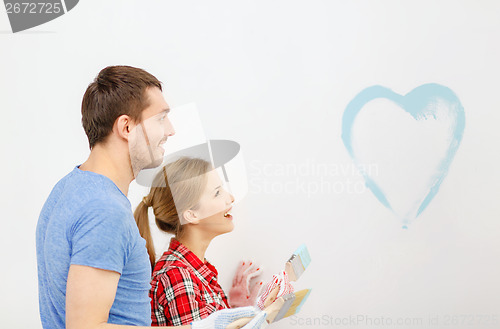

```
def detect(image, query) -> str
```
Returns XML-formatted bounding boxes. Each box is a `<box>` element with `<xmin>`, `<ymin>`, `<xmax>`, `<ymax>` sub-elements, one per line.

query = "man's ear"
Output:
<box><xmin>182</xmin><ymin>209</ymin><xmax>200</xmax><ymax>225</ymax></box>
<box><xmin>114</xmin><ymin>114</ymin><xmax>134</xmax><ymax>141</ymax></box>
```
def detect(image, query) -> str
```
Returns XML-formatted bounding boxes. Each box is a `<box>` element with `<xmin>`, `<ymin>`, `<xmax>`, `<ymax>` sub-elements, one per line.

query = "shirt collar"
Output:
<box><xmin>169</xmin><ymin>238</ymin><xmax>218</xmax><ymax>284</ymax></box>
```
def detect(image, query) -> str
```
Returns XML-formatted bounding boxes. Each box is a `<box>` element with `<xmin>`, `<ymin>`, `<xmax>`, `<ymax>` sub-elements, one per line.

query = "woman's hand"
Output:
<box><xmin>229</xmin><ymin>261</ymin><xmax>263</xmax><ymax>308</ymax></box>
<box><xmin>256</xmin><ymin>270</ymin><xmax>294</xmax><ymax>310</ymax></box>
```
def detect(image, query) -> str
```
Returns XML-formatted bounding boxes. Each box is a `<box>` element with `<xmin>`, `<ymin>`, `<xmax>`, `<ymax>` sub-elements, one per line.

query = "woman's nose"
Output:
<box><xmin>229</xmin><ymin>193</ymin><xmax>235</xmax><ymax>204</ymax></box>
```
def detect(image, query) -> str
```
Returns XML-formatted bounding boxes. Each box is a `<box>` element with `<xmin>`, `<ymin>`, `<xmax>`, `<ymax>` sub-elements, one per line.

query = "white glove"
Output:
<box><xmin>191</xmin><ymin>306</ymin><xmax>268</xmax><ymax>329</ymax></box>
<box><xmin>256</xmin><ymin>270</ymin><xmax>294</xmax><ymax>310</ymax></box>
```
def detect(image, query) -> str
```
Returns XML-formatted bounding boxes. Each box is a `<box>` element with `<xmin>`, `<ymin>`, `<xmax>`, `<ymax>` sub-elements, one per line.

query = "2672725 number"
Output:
<box><xmin>5</xmin><ymin>2</ymin><xmax>62</xmax><ymax>14</ymax></box>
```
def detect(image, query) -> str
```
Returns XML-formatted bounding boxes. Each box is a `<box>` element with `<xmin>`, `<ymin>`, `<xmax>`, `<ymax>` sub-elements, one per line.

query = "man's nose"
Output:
<box><xmin>164</xmin><ymin>117</ymin><xmax>175</xmax><ymax>137</ymax></box>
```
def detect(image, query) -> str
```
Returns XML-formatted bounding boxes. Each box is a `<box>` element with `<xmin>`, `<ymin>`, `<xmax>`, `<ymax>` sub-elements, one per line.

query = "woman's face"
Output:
<box><xmin>186</xmin><ymin>169</ymin><xmax>235</xmax><ymax>236</ymax></box>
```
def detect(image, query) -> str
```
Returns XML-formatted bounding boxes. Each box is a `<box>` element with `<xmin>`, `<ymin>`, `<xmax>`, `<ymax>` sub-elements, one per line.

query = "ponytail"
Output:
<box><xmin>134</xmin><ymin>197</ymin><xmax>156</xmax><ymax>270</ymax></box>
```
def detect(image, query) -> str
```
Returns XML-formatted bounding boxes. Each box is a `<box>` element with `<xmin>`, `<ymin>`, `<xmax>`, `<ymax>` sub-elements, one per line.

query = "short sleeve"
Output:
<box><xmin>154</xmin><ymin>267</ymin><xmax>208</xmax><ymax>326</ymax></box>
<box><xmin>68</xmin><ymin>202</ymin><xmax>130</xmax><ymax>274</ymax></box>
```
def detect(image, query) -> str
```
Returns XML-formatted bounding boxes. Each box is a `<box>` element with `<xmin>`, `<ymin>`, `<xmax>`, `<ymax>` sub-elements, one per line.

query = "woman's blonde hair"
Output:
<box><xmin>134</xmin><ymin>157</ymin><xmax>212</xmax><ymax>269</ymax></box>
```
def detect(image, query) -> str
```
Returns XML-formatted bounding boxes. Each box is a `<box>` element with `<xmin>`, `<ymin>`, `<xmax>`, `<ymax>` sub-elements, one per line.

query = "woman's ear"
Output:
<box><xmin>182</xmin><ymin>209</ymin><xmax>200</xmax><ymax>224</ymax></box>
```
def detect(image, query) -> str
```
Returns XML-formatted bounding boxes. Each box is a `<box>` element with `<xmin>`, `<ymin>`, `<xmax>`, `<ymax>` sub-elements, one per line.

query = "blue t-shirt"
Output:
<box><xmin>36</xmin><ymin>165</ymin><xmax>152</xmax><ymax>328</ymax></box>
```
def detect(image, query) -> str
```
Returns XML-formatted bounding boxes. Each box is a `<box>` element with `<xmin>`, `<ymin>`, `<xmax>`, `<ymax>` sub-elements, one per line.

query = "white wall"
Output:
<box><xmin>1</xmin><ymin>1</ymin><xmax>500</xmax><ymax>328</ymax></box>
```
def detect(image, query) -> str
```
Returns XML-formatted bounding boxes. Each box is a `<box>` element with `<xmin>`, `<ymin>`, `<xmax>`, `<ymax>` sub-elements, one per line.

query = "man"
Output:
<box><xmin>36</xmin><ymin>66</ymin><xmax>267</xmax><ymax>329</ymax></box>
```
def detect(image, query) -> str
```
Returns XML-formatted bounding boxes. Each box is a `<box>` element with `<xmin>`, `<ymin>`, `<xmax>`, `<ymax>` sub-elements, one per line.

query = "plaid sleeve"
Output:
<box><xmin>152</xmin><ymin>267</ymin><xmax>208</xmax><ymax>326</ymax></box>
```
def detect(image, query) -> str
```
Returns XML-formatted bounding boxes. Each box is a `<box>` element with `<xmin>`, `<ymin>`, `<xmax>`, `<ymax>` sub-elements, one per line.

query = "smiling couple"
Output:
<box><xmin>36</xmin><ymin>66</ymin><xmax>281</xmax><ymax>329</ymax></box>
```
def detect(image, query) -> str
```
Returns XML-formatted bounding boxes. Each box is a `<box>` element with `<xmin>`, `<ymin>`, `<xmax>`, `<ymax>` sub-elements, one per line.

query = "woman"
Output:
<box><xmin>135</xmin><ymin>157</ymin><xmax>262</xmax><ymax>326</ymax></box>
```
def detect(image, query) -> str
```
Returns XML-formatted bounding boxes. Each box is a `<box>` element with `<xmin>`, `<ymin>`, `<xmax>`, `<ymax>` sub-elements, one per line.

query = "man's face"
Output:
<box><xmin>129</xmin><ymin>87</ymin><xmax>175</xmax><ymax>176</ymax></box>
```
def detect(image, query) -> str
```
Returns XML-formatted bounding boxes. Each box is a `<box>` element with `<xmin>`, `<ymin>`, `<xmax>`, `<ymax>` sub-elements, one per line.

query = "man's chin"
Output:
<box><xmin>142</xmin><ymin>157</ymin><xmax>164</xmax><ymax>170</ymax></box>
<box><xmin>131</xmin><ymin>158</ymin><xmax>163</xmax><ymax>178</ymax></box>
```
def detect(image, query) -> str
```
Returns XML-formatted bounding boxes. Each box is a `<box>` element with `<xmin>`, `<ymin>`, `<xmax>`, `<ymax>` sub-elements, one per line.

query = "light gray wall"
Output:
<box><xmin>1</xmin><ymin>1</ymin><xmax>500</xmax><ymax>328</ymax></box>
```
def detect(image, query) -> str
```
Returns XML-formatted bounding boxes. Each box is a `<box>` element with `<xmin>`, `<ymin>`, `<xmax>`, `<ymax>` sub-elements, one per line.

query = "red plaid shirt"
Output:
<box><xmin>150</xmin><ymin>238</ymin><xmax>230</xmax><ymax>326</ymax></box>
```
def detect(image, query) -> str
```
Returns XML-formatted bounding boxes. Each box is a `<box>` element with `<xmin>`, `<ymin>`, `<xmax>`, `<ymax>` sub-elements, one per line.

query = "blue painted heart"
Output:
<box><xmin>342</xmin><ymin>84</ymin><xmax>465</xmax><ymax>228</ymax></box>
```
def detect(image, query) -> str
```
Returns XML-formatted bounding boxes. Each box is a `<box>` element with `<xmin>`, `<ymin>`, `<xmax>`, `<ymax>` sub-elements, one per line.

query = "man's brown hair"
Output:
<box><xmin>81</xmin><ymin>65</ymin><xmax>162</xmax><ymax>149</ymax></box>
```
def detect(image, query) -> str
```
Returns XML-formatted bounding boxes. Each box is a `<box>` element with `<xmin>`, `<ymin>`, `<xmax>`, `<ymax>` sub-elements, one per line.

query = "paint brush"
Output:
<box><xmin>268</xmin><ymin>289</ymin><xmax>312</xmax><ymax>323</ymax></box>
<box><xmin>285</xmin><ymin>244</ymin><xmax>311</xmax><ymax>281</ymax></box>
<box><xmin>259</xmin><ymin>244</ymin><xmax>312</xmax><ymax>309</ymax></box>
<box><xmin>225</xmin><ymin>289</ymin><xmax>312</xmax><ymax>329</ymax></box>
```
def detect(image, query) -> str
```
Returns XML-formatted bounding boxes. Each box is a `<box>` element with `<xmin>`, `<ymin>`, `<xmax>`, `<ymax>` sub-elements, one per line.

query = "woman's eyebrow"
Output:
<box><xmin>213</xmin><ymin>185</ymin><xmax>222</xmax><ymax>191</ymax></box>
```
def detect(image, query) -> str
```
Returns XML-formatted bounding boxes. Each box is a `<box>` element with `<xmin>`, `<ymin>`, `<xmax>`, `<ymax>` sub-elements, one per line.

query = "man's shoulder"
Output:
<box><xmin>42</xmin><ymin>167</ymin><xmax>131</xmax><ymax>236</ymax></box>
<box><xmin>48</xmin><ymin>167</ymin><xmax>127</xmax><ymax>213</ymax></box>
<box><xmin>64</xmin><ymin>167</ymin><xmax>123</xmax><ymax>200</ymax></box>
